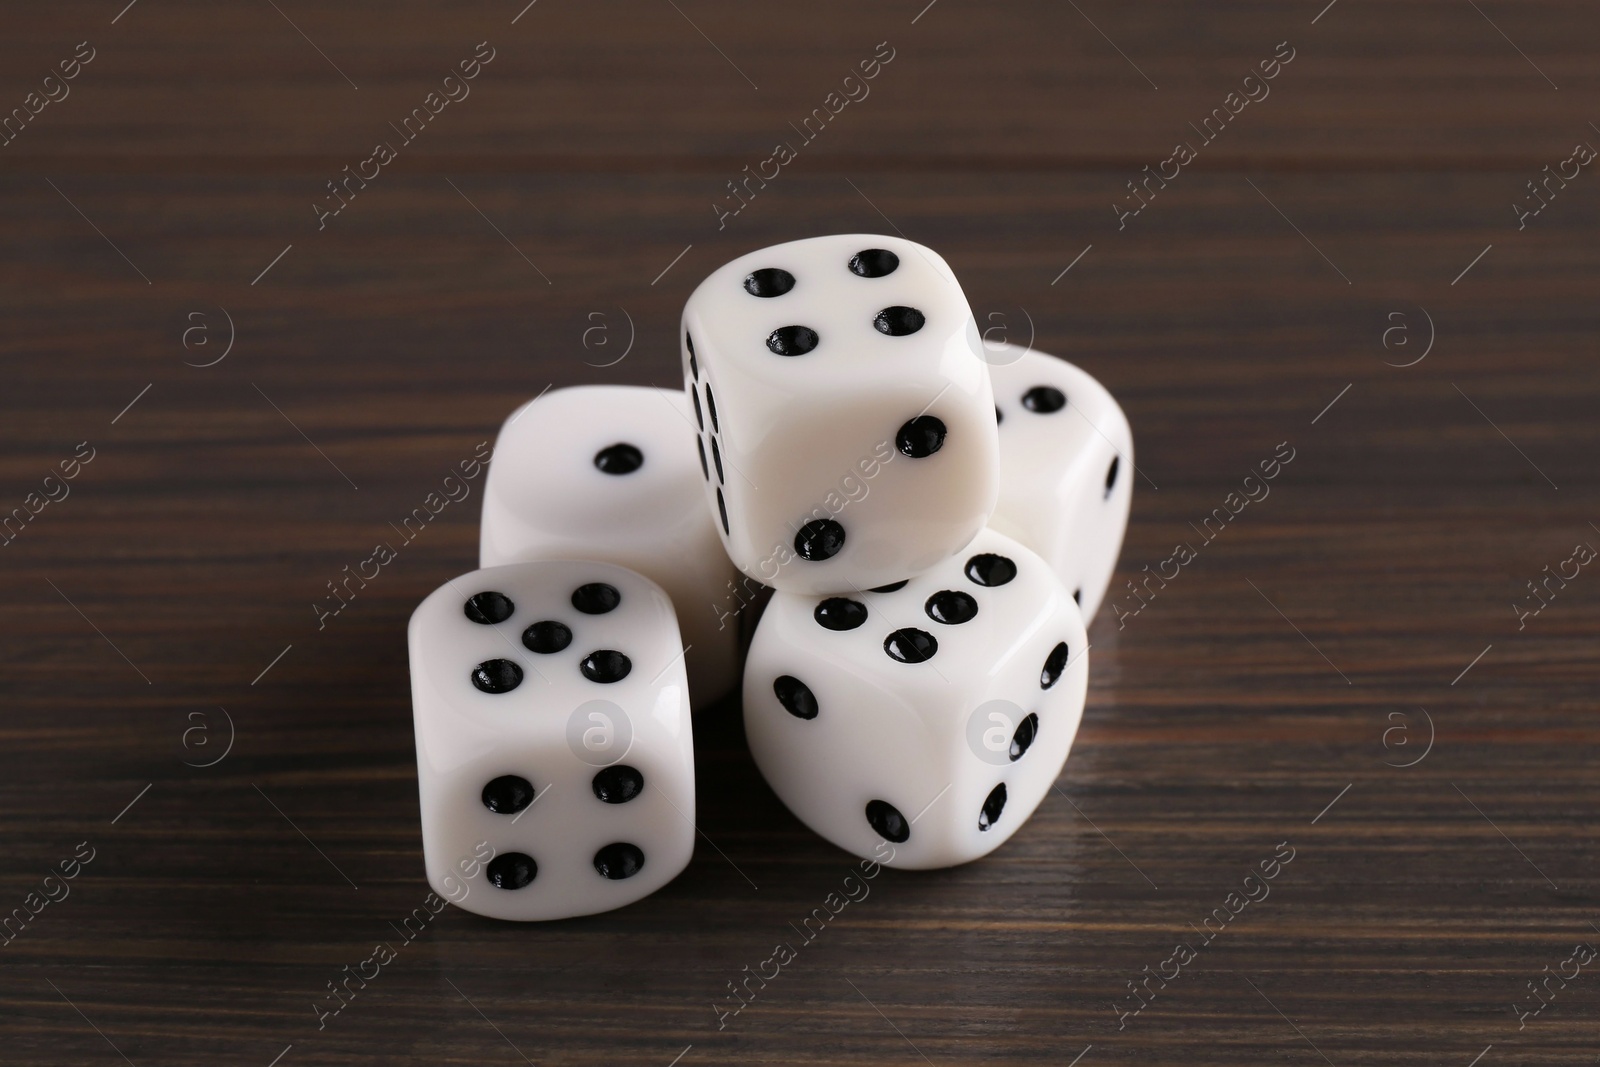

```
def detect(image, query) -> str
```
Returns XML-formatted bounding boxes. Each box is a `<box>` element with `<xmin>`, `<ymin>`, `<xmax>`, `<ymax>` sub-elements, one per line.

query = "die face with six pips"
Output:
<box><xmin>742</xmin><ymin>528</ymin><xmax>1088</xmax><ymax>870</ymax></box>
<box><xmin>682</xmin><ymin>233</ymin><xmax>1000</xmax><ymax>596</ymax></box>
<box><xmin>408</xmin><ymin>561</ymin><xmax>695</xmax><ymax>921</ymax></box>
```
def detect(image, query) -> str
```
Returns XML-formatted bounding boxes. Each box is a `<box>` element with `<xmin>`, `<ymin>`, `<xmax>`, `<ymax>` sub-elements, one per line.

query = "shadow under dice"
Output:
<box><xmin>743</xmin><ymin>529</ymin><xmax>1088</xmax><ymax>869</ymax></box>
<box><xmin>479</xmin><ymin>385</ymin><xmax>743</xmax><ymax>709</ymax></box>
<box><xmin>683</xmin><ymin>233</ymin><xmax>999</xmax><ymax>595</ymax></box>
<box><xmin>408</xmin><ymin>561</ymin><xmax>695</xmax><ymax>920</ymax></box>
<box><xmin>989</xmin><ymin>343</ymin><xmax>1133</xmax><ymax>623</ymax></box>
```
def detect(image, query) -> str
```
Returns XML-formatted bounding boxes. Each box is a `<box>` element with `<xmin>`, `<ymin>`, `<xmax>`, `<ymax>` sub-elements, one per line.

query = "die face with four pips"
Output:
<box><xmin>408</xmin><ymin>561</ymin><xmax>695</xmax><ymax>920</ymax></box>
<box><xmin>682</xmin><ymin>234</ymin><xmax>1000</xmax><ymax>596</ymax></box>
<box><xmin>480</xmin><ymin>385</ymin><xmax>743</xmax><ymax>708</ymax></box>
<box><xmin>988</xmin><ymin>344</ymin><xmax>1134</xmax><ymax>622</ymax></box>
<box><xmin>742</xmin><ymin>528</ymin><xmax>1088</xmax><ymax>870</ymax></box>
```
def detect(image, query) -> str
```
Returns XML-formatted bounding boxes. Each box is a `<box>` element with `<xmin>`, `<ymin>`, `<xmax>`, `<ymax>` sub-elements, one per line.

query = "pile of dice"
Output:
<box><xmin>408</xmin><ymin>234</ymin><xmax>1133</xmax><ymax>920</ymax></box>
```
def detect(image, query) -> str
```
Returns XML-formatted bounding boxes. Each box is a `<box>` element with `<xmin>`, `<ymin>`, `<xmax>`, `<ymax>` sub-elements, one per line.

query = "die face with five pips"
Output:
<box><xmin>743</xmin><ymin>528</ymin><xmax>1088</xmax><ymax>870</ymax></box>
<box><xmin>682</xmin><ymin>234</ymin><xmax>1000</xmax><ymax>596</ymax></box>
<box><xmin>408</xmin><ymin>561</ymin><xmax>694</xmax><ymax>921</ymax></box>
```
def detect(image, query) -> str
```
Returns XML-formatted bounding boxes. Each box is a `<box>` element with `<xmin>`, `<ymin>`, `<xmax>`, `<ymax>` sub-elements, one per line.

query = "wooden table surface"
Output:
<box><xmin>2</xmin><ymin>2</ymin><xmax>1597</xmax><ymax>1064</ymax></box>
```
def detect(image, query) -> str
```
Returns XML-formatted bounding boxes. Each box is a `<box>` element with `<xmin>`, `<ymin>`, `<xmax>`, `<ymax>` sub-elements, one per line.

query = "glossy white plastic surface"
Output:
<box><xmin>988</xmin><ymin>344</ymin><xmax>1133</xmax><ymax>622</ymax></box>
<box><xmin>743</xmin><ymin>529</ymin><xmax>1087</xmax><ymax>870</ymax></box>
<box><xmin>409</xmin><ymin>561</ymin><xmax>694</xmax><ymax>920</ymax></box>
<box><xmin>480</xmin><ymin>386</ymin><xmax>742</xmax><ymax>708</ymax></box>
<box><xmin>682</xmin><ymin>234</ymin><xmax>999</xmax><ymax>595</ymax></box>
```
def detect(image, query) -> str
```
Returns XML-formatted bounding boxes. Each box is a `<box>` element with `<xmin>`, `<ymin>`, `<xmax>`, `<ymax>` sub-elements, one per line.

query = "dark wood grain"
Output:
<box><xmin>1</xmin><ymin>2</ymin><xmax>1598</xmax><ymax>1065</ymax></box>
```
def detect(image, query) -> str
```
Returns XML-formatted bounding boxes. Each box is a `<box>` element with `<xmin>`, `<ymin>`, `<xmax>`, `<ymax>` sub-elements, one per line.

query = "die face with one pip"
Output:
<box><xmin>409</xmin><ymin>561</ymin><xmax>694</xmax><ymax>921</ymax></box>
<box><xmin>480</xmin><ymin>386</ymin><xmax>743</xmax><ymax>708</ymax></box>
<box><xmin>988</xmin><ymin>344</ymin><xmax>1133</xmax><ymax>623</ymax></box>
<box><xmin>683</xmin><ymin>233</ymin><xmax>999</xmax><ymax>595</ymax></box>
<box><xmin>742</xmin><ymin>528</ymin><xmax>1087</xmax><ymax>870</ymax></box>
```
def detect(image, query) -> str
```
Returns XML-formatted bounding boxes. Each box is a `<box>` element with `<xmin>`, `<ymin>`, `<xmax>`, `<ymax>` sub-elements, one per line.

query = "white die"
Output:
<box><xmin>988</xmin><ymin>344</ymin><xmax>1133</xmax><ymax>622</ymax></box>
<box><xmin>742</xmin><ymin>528</ymin><xmax>1087</xmax><ymax>869</ymax></box>
<box><xmin>682</xmin><ymin>233</ymin><xmax>999</xmax><ymax>595</ymax></box>
<box><xmin>480</xmin><ymin>386</ymin><xmax>743</xmax><ymax>708</ymax></box>
<box><xmin>408</xmin><ymin>561</ymin><xmax>695</xmax><ymax>920</ymax></box>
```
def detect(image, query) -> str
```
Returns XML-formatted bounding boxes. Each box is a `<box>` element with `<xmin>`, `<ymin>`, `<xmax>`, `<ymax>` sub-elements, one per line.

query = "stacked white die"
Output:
<box><xmin>407</xmin><ymin>233</ymin><xmax>1133</xmax><ymax>917</ymax></box>
<box><xmin>687</xmin><ymin>234</ymin><xmax>1128</xmax><ymax>869</ymax></box>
